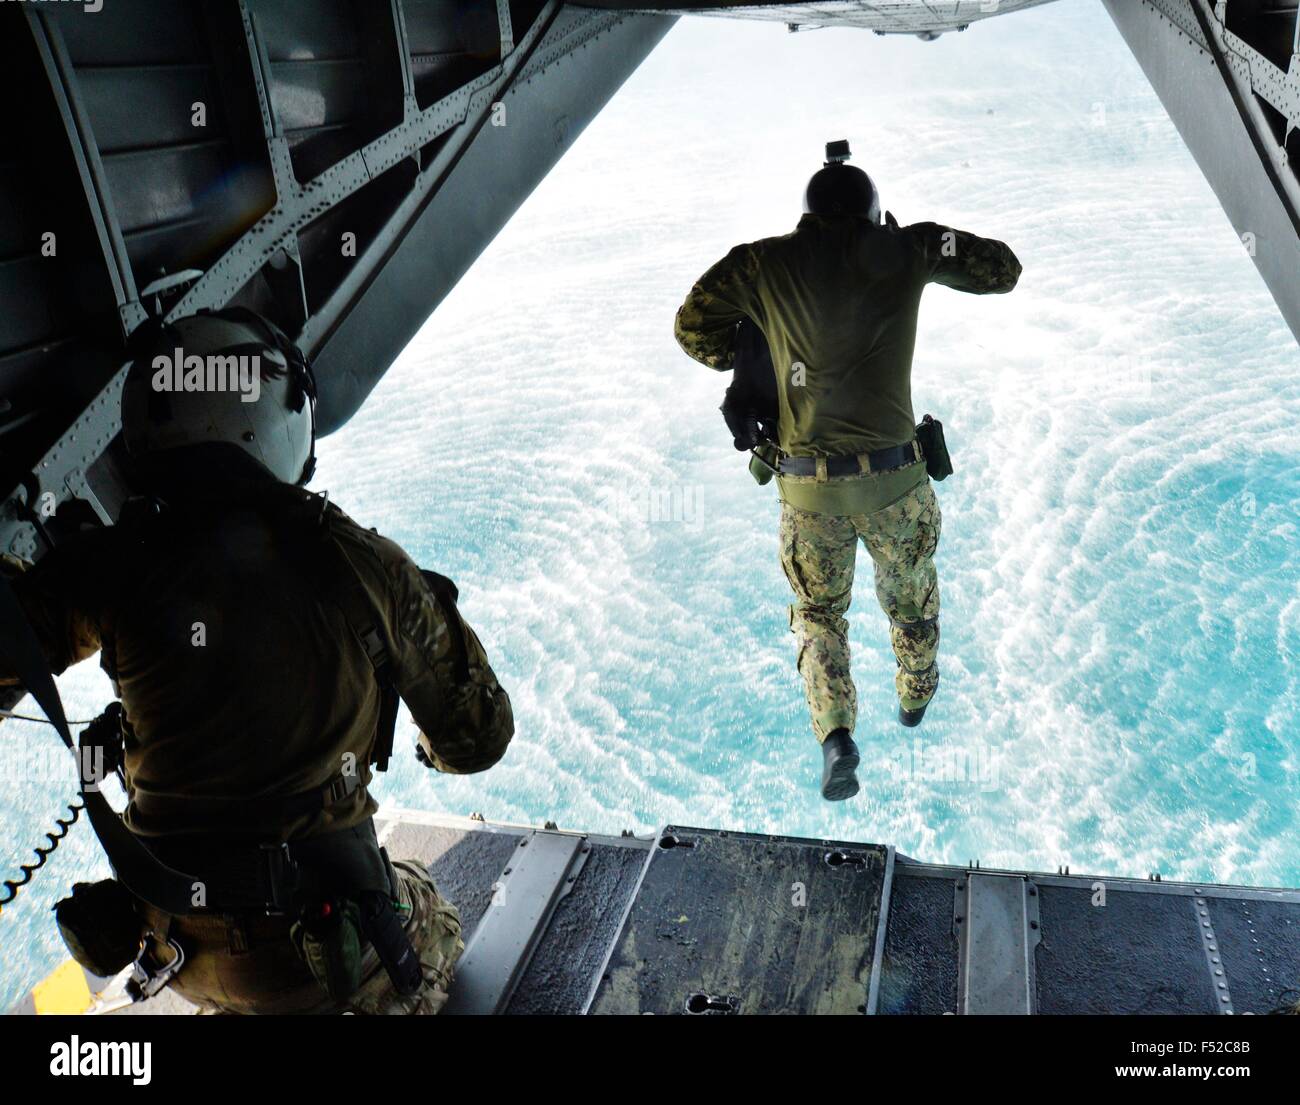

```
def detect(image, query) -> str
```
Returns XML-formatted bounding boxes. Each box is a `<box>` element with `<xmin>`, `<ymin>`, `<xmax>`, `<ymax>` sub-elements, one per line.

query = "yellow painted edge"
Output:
<box><xmin>32</xmin><ymin>958</ymin><xmax>93</xmax><ymax>1015</ymax></box>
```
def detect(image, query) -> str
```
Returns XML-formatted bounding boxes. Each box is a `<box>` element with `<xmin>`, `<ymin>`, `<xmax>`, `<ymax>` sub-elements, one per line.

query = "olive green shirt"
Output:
<box><xmin>675</xmin><ymin>214</ymin><xmax>1021</xmax><ymax>512</ymax></box>
<box><xmin>0</xmin><ymin>474</ymin><xmax>514</xmax><ymax>842</ymax></box>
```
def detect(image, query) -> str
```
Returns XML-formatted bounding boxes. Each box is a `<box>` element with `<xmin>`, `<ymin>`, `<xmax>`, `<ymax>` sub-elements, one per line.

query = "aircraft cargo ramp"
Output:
<box><xmin>30</xmin><ymin>810</ymin><xmax>1298</xmax><ymax>1016</ymax></box>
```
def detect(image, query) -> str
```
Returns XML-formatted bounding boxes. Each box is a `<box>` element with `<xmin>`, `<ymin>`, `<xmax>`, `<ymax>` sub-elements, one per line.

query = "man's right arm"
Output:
<box><xmin>674</xmin><ymin>243</ymin><xmax>759</xmax><ymax>370</ymax></box>
<box><xmin>352</xmin><ymin>527</ymin><xmax>514</xmax><ymax>774</ymax></box>
<box><xmin>913</xmin><ymin>222</ymin><xmax>1022</xmax><ymax>294</ymax></box>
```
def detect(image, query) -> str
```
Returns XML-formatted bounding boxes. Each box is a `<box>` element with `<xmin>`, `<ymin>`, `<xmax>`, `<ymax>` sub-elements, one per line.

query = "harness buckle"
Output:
<box><xmin>325</xmin><ymin>771</ymin><xmax>362</xmax><ymax>805</ymax></box>
<box><xmin>359</xmin><ymin>626</ymin><xmax>387</xmax><ymax>667</ymax></box>
<box><xmin>260</xmin><ymin>841</ymin><xmax>301</xmax><ymax>914</ymax></box>
<box><xmin>126</xmin><ymin>932</ymin><xmax>186</xmax><ymax>1001</ymax></box>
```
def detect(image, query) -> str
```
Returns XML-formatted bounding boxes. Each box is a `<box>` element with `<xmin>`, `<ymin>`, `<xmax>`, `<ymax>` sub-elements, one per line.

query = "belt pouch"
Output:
<box><xmin>55</xmin><ymin>879</ymin><xmax>142</xmax><ymax>976</ymax></box>
<box><xmin>915</xmin><ymin>414</ymin><xmax>953</xmax><ymax>481</ymax></box>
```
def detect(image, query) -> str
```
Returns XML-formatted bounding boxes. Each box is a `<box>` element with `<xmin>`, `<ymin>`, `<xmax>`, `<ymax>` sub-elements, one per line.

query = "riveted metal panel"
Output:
<box><xmin>1204</xmin><ymin>896</ymin><xmax>1300</xmax><ymax>1014</ymax></box>
<box><xmin>581</xmin><ymin>0</ymin><xmax>1059</xmax><ymax>34</ymax></box>
<box><xmin>878</xmin><ymin>868</ymin><xmax>960</xmax><ymax>1015</ymax></box>
<box><xmin>956</xmin><ymin>874</ymin><xmax>1041</xmax><ymax>1015</ymax></box>
<box><xmin>508</xmin><ymin>835</ymin><xmax>651</xmax><ymax>1014</ymax></box>
<box><xmin>588</xmin><ymin>826</ymin><xmax>889</xmax><ymax>1015</ymax></box>
<box><xmin>1035</xmin><ymin>884</ymin><xmax>1218</xmax><ymax>1014</ymax></box>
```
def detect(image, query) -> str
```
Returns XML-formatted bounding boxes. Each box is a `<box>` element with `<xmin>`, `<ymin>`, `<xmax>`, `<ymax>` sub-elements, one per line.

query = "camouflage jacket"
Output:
<box><xmin>674</xmin><ymin>213</ymin><xmax>1021</xmax><ymax>457</ymax></box>
<box><xmin>0</xmin><ymin>468</ymin><xmax>513</xmax><ymax>841</ymax></box>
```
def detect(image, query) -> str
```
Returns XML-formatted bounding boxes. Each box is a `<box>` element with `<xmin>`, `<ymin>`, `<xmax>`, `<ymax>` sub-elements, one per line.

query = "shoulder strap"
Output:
<box><xmin>98</xmin><ymin>495</ymin><xmax>168</xmax><ymax>689</ymax></box>
<box><xmin>305</xmin><ymin>507</ymin><xmax>400</xmax><ymax>773</ymax></box>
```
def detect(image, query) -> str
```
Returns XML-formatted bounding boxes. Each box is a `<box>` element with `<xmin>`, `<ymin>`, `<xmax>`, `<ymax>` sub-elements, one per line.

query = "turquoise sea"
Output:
<box><xmin>2</xmin><ymin>1</ymin><xmax>1297</xmax><ymax>1008</ymax></box>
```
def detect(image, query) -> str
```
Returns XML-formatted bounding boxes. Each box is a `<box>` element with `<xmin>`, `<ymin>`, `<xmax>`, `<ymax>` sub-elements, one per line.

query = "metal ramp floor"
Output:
<box><xmin>76</xmin><ymin>810</ymin><xmax>1300</xmax><ymax>1016</ymax></box>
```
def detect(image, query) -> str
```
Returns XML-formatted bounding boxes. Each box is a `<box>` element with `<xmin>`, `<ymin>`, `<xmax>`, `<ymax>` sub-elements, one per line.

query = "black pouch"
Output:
<box><xmin>54</xmin><ymin>879</ymin><xmax>143</xmax><ymax>977</ymax></box>
<box><xmin>359</xmin><ymin>889</ymin><xmax>423</xmax><ymax>997</ymax></box>
<box><xmin>915</xmin><ymin>413</ymin><xmax>953</xmax><ymax>481</ymax></box>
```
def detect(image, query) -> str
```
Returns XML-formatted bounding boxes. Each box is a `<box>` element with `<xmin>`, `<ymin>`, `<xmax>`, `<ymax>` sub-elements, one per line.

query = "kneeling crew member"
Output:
<box><xmin>0</xmin><ymin>309</ymin><xmax>514</xmax><ymax>1013</ymax></box>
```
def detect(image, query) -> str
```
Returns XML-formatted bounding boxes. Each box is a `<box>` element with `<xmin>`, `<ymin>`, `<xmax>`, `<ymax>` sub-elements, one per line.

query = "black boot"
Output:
<box><xmin>898</xmin><ymin>701</ymin><xmax>928</xmax><ymax>728</ymax></box>
<box><xmin>899</xmin><ymin>673</ymin><xmax>939</xmax><ymax>728</ymax></box>
<box><xmin>820</xmin><ymin>728</ymin><xmax>860</xmax><ymax>802</ymax></box>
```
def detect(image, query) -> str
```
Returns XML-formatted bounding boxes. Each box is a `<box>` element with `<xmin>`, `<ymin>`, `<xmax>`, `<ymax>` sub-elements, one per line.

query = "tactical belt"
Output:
<box><xmin>160</xmin><ymin>768</ymin><xmax>364</xmax><ymax>825</ymax></box>
<box><xmin>779</xmin><ymin>439</ymin><xmax>922</xmax><ymax>479</ymax></box>
<box><xmin>143</xmin><ymin>817</ymin><xmax>395</xmax><ymax>915</ymax></box>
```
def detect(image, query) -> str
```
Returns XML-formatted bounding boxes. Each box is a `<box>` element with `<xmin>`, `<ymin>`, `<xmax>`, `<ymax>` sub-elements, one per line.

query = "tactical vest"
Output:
<box><xmin>75</xmin><ymin>487</ymin><xmax>405</xmax><ymax>916</ymax></box>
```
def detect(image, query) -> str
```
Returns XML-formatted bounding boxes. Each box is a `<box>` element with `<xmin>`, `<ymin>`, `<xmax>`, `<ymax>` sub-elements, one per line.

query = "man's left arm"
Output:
<box><xmin>914</xmin><ymin>223</ymin><xmax>1022</xmax><ymax>295</ymax></box>
<box><xmin>0</xmin><ymin>545</ymin><xmax>103</xmax><ymax>698</ymax></box>
<box><xmin>673</xmin><ymin>243</ymin><xmax>759</xmax><ymax>370</ymax></box>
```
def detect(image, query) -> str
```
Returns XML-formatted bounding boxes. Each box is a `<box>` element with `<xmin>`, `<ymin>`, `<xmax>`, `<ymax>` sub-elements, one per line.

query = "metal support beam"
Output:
<box><xmin>955</xmin><ymin>873</ymin><xmax>1041</xmax><ymax>1015</ymax></box>
<box><xmin>166</xmin><ymin>1</ymin><xmax>565</xmax><ymax>347</ymax></box>
<box><xmin>28</xmin><ymin>12</ymin><xmax>145</xmax><ymax>337</ymax></box>
<box><xmin>1</xmin><ymin>0</ymin><xmax>618</xmax><ymax>558</ymax></box>
<box><xmin>1193</xmin><ymin>894</ymin><xmax>1236</xmax><ymax>1014</ymax></box>
<box><xmin>1103</xmin><ymin>0</ymin><xmax>1300</xmax><ymax>346</ymax></box>
<box><xmin>1191</xmin><ymin>0</ymin><xmax>1300</xmax><ymax>231</ymax></box>
<box><xmin>865</xmin><ymin>845</ymin><xmax>895</xmax><ymax>1015</ymax></box>
<box><xmin>391</xmin><ymin>0</ymin><xmax>418</xmax><ymax>113</ymax></box>
<box><xmin>296</xmin><ymin>2</ymin><xmax>566</xmax><ymax>361</ymax></box>
<box><xmin>443</xmin><ymin>829</ymin><xmax>591</xmax><ymax>1015</ymax></box>
<box><xmin>498</xmin><ymin>0</ymin><xmax>515</xmax><ymax>54</ymax></box>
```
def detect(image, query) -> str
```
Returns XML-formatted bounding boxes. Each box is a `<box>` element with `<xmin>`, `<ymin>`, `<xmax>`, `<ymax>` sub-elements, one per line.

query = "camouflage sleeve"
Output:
<box><xmin>913</xmin><ymin>222</ymin><xmax>1022</xmax><ymax>294</ymax></box>
<box><xmin>673</xmin><ymin>243</ymin><xmax>759</xmax><ymax>370</ymax></box>
<box><xmin>383</xmin><ymin>550</ymin><xmax>514</xmax><ymax>775</ymax></box>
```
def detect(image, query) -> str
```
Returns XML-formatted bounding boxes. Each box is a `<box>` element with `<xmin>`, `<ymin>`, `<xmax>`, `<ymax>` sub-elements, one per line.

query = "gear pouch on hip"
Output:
<box><xmin>749</xmin><ymin>443</ymin><xmax>779</xmax><ymax>486</ymax></box>
<box><xmin>54</xmin><ymin>879</ymin><xmax>143</xmax><ymax>977</ymax></box>
<box><xmin>915</xmin><ymin>414</ymin><xmax>953</xmax><ymax>481</ymax></box>
<box><xmin>291</xmin><ymin>898</ymin><xmax>364</xmax><ymax>1002</ymax></box>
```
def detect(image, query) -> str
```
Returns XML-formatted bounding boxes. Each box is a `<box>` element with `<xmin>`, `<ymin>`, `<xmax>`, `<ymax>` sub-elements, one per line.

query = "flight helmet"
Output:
<box><xmin>121</xmin><ymin>308</ymin><xmax>317</xmax><ymax>485</ymax></box>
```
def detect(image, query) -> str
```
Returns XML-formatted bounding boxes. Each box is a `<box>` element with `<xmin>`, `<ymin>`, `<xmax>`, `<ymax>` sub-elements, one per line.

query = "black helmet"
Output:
<box><xmin>803</xmin><ymin>140</ymin><xmax>881</xmax><ymax>222</ymax></box>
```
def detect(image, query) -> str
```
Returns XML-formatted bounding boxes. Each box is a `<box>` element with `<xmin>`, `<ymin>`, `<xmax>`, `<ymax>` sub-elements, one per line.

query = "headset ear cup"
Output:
<box><xmin>289</xmin><ymin>352</ymin><xmax>315</xmax><ymax>414</ymax></box>
<box><xmin>287</xmin><ymin>350</ymin><xmax>318</xmax><ymax>485</ymax></box>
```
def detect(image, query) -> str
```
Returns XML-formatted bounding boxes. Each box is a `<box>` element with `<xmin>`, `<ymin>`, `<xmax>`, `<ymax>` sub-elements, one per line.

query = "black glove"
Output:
<box><xmin>81</xmin><ymin>702</ymin><xmax>126</xmax><ymax>784</ymax></box>
<box><xmin>721</xmin><ymin>404</ymin><xmax>762</xmax><ymax>451</ymax></box>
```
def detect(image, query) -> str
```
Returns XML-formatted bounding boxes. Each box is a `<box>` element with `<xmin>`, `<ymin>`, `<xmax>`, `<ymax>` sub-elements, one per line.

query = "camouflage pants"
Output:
<box><xmin>152</xmin><ymin>859</ymin><xmax>464</xmax><ymax>1015</ymax></box>
<box><xmin>779</xmin><ymin>480</ymin><xmax>941</xmax><ymax>742</ymax></box>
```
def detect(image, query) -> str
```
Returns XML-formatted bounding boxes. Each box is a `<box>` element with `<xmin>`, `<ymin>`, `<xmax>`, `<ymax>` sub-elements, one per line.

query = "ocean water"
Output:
<box><xmin>3</xmin><ymin>0</ymin><xmax>1298</xmax><ymax>1008</ymax></box>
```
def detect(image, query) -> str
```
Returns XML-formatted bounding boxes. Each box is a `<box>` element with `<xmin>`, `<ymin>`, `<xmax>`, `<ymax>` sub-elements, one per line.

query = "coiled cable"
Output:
<box><xmin>0</xmin><ymin>711</ymin><xmax>98</xmax><ymax>910</ymax></box>
<box><xmin>0</xmin><ymin>798</ymin><xmax>84</xmax><ymax>908</ymax></box>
